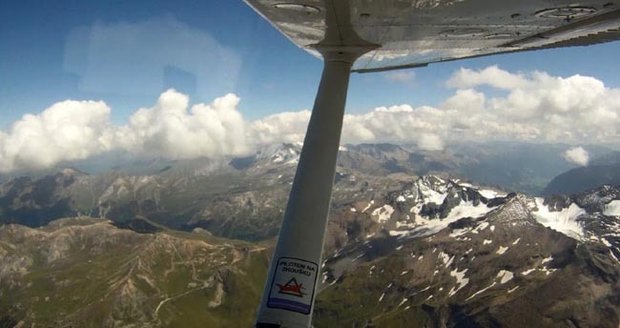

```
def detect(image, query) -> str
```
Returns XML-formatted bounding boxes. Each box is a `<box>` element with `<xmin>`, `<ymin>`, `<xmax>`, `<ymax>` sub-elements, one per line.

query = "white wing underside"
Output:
<box><xmin>245</xmin><ymin>0</ymin><xmax>620</xmax><ymax>72</ymax></box>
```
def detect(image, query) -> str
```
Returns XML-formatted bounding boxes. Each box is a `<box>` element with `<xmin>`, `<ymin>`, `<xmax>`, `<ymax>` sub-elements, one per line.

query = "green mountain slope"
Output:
<box><xmin>0</xmin><ymin>217</ymin><xmax>270</xmax><ymax>327</ymax></box>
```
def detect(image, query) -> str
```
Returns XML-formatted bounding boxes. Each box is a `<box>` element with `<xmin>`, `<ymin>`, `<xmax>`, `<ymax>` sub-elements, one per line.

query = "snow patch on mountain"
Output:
<box><xmin>466</xmin><ymin>282</ymin><xmax>496</xmax><ymax>301</ymax></box>
<box><xmin>471</xmin><ymin>222</ymin><xmax>490</xmax><ymax>234</ymax></box>
<box><xmin>521</xmin><ymin>268</ymin><xmax>536</xmax><ymax>276</ymax></box>
<box><xmin>361</xmin><ymin>200</ymin><xmax>375</xmax><ymax>213</ymax></box>
<box><xmin>406</xmin><ymin>201</ymin><xmax>497</xmax><ymax>238</ymax></box>
<box><xmin>448</xmin><ymin>268</ymin><xmax>469</xmax><ymax>297</ymax></box>
<box><xmin>438</xmin><ymin>251</ymin><xmax>455</xmax><ymax>268</ymax></box>
<box><xmin>388</xmin><ymin>230</ymin><xmax>409</xmax><ymax>237</ymax></box>
<box><xmin>449</xmin><ymin>228</ymin><xmax>469</xmax><ymax>238</ymax></box>
<box><xmin>532</xmin><ymin>198</ymin><xmax>585</xmax><ymax>240</ymax></box>
<box><xmin>447</xmin><ymin>201</ymin><xmax>495</xmax><ymax>221</ymax></box>
<box><xmin>479</xmin><ymin>189</ymin><xmax>505</xmax><ymax>199</ymax></box>
<box><xmin>604</xmin><ymin>200</ymin><xmax>620</xmax><ymax>216</ymax></box>
<box><xmin>372</xmin><ymin>205</ymin><xmax>394</xmax><ymax>223</ymax></box>
<box><xmin>541</xmin><ymin>266</ymin><xmax>557</xmax><ymax>276</ymax></box>
<box><xmin>496</xmin><ymin>246</ymin><xmax>508</xmax><ymax>255</ymax></box>
<box><xmin>497</xmin><ymin>270</ymin><xmax>514</xmax><ymax>284</ymax></box>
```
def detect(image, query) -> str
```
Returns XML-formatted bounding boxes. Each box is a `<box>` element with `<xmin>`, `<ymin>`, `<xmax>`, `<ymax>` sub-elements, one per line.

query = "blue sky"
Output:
<box><xmin>2</xmin><ymin>0</ymin><xmax>619</xmax><ymax>127</ymax></box>
<box><xmin>1</xmin><ymin>1</ymin><xmax>619</xmax><ymax>172</ymax></box>
<box><xmin>0</xmin><ymin>0</ymin><xmax>320</xmax><ymax>126</ymax></box>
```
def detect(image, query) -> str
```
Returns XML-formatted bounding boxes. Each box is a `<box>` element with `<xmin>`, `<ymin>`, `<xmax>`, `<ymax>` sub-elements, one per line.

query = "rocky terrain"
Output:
<box><xmin>0</xmin><ymin>217</ymin><xmax>271</xmax><ymax>327</ymax></box>
<box><xmin>0</xmin><ymin>142</ymin><xmax>606</xmax><ymax>239</ymax></box>
<box><xmin>316</xmin><ymin>177</ymin><xmax>620</xmax><ymax>327</ymax></box>
<box><xmin>1</xmin><ymin>143</ymin><xmax>620</xmax><ymax>327</ymax></box>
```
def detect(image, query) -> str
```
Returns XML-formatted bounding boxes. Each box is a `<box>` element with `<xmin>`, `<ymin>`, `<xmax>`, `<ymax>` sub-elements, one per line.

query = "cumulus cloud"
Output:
<box><xmin>444</xmin><ymin>68</ymin><xmax>620</xmax><ymax>143</ymax></box>
<box><xmin>2</xmin><ymin>66</ymin><xmax>620</xmax><ymax>172</ymax></box>
<box><xmin>563</xmin><ymin>147</ymin><xmax>589</xmax><ymax>166</ymax></box>
<box><xmin>257</xmin><ymin>66</ymin><xmax>620</xmax><ymax>148</ymax></box>
<box><xmin>0</xmin><ymin>90</ymin><xmax>251</xmax><ymax>172</ymax></box>
<box><xmin>115</xmin><ymin>90</ymin><xmax>250</xmax><ymax>159</ymax></box>
<box><xmin>447</xmin><ymin>65</ymin><xmax>528</xmax><ymax>90</ymax></box>
<box><xmin>251</xmin><ymin>110</ymin><xmax>311</xmax><ymax>145</ymax></box>
<box><xmin>340</xmin><ymin>105</ymin><xmax>448</xmax><ymax>150</ymax></box>
<box><xmin>0</xmin><ymin>100</ymin><xmax>113</xmax><ymax>172</ymax></box>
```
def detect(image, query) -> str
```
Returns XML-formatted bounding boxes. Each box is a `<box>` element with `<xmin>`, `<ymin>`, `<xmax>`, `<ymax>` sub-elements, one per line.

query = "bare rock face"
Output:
<box><xmin>315</xmin><ymin>179</ymin><xmax>620</xmax><ymax>328</ymax></box>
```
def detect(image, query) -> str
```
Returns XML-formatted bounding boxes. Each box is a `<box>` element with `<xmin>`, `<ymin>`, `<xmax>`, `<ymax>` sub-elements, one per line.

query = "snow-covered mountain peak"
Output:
<box><xmin>361</xmin><ymin>176</ymin><xmax>506</xmax><ymax>239</ymax></box>
<box><xmin>358</xmin><ymin>176</ymin><xmax>620</xmax><ymax>248</ymax></box>
<box><xmin>255</xmin><ymin>143</ymin><xmax>301</xmax><ymax>165</ymax></box>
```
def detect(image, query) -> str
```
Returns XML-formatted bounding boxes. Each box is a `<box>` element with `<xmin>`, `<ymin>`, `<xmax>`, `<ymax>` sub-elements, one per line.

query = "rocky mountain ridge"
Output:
<box><xmin>1</xmin><ymin>142</ymin><xmax>607</xmax><ymax>242</ymax></box>
<box><xmin>4</xmin><ymin>173</ymin><xmax>619</xmax><ymax>327</ymax></box>
<box><xmin>2</xmin><ymin>143</ymin><xmax>620</xmax><ymax>327</ymax></box>
<box><xmin>316</xmin><ymin>176</ymin><xmax>620</xmax><ymax>326</ymax></box>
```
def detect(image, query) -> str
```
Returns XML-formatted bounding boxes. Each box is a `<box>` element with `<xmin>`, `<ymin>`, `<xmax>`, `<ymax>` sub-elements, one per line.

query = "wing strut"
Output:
<box><xmin>255</xmin><ymin>1</ymin><xmax>376</xmax><ymax>326</ymax></box>
<box><xmin>255</xmin><ymin>48</ymin><xmax>367</xmax><ymax>328</ymax></box>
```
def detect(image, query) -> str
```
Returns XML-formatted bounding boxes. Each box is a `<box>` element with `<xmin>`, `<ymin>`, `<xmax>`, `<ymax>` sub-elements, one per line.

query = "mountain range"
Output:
<box><xmin>1</xmin><ymin>143</ymin><xmax>619</xmax><ymax>327</ymax></box>
<box><xmin>1</xmin><ymin>142</ymin><xmax>615</xmax><ymax>236</ymax></box>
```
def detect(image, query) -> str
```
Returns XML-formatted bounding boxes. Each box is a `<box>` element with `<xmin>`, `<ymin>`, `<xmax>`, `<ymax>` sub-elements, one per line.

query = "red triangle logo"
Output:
<box><xmin>276</xmin><ymin>277</ymin><xmax>305</xmax><ymax>297</ymax></box>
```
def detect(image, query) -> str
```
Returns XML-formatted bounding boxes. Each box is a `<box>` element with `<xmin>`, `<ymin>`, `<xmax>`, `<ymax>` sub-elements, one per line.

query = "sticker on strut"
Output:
<box><xmin>267</xmin><ymin>257</ymin><xmax>318</xmax><ymax>315</ymax></box>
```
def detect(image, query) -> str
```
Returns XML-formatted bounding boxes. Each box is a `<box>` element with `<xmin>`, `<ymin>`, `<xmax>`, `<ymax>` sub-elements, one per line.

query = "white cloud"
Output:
<box><xmin>563</xmin><ymin>147</ymin><xmax>589</xmax><ymax>166</ymax></box>
<box><xmin>0</xmin><ymin>90</ymin><xmax>251</xmax><ymax>172</ymax></box>
<box><xmin>260</xmin><ymin>66</ymin><xmax>620</xmax><ymax>147</ymax></box>
<box><xmin>1</xmin><ymin>66</ymin><xmax>620</xmax><ymax>172</ymax></box>
<box><xmin>447</xmin><ymin>65</ymin><xmax>528</xmax><ymax>90</ymax></box>
<box><xmin>115</xmin><ymin>90</ymin><xmax>251</xmax><ymax>159</ymax></box>
<box><xmin>0</xmin><ymin>100</ymin><xmax>113</xmax><ymax>172</ymax></box>
<box><xmin>340</xmin><ymin>105</ymin><xmax>447</xmax><ymax>146</ymax></box>
<box><xmin>250</xmin><ymin>110</ymin><xmax>311</xmax><ymax>145</ymax></box>
<box><xmin>439</xmin><ymin>66</ymin><xmax>620</xmax><ymax>144</ymax></box>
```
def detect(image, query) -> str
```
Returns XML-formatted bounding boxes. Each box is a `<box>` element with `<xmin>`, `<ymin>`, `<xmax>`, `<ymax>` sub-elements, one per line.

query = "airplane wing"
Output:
<box><xmin>249</xmin><ymin>2</ymin><xmax>620</xmax><ymax>327</ymax></box>
<box><xmin>245</xmin><ymin>0</ymin><xmax>620</xmax><ymax>72</ymax></box>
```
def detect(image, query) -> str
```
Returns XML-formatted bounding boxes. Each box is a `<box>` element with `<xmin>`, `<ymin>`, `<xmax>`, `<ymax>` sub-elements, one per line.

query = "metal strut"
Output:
<box><xmin>255</xmin><ymin>49</ymin><xmax>369</xmax><ymax>328</ymax></box>
<box><xmin>255</xmin><ymin>0</ymin><xmax>378</xmax><ymax>325</ymax></box>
